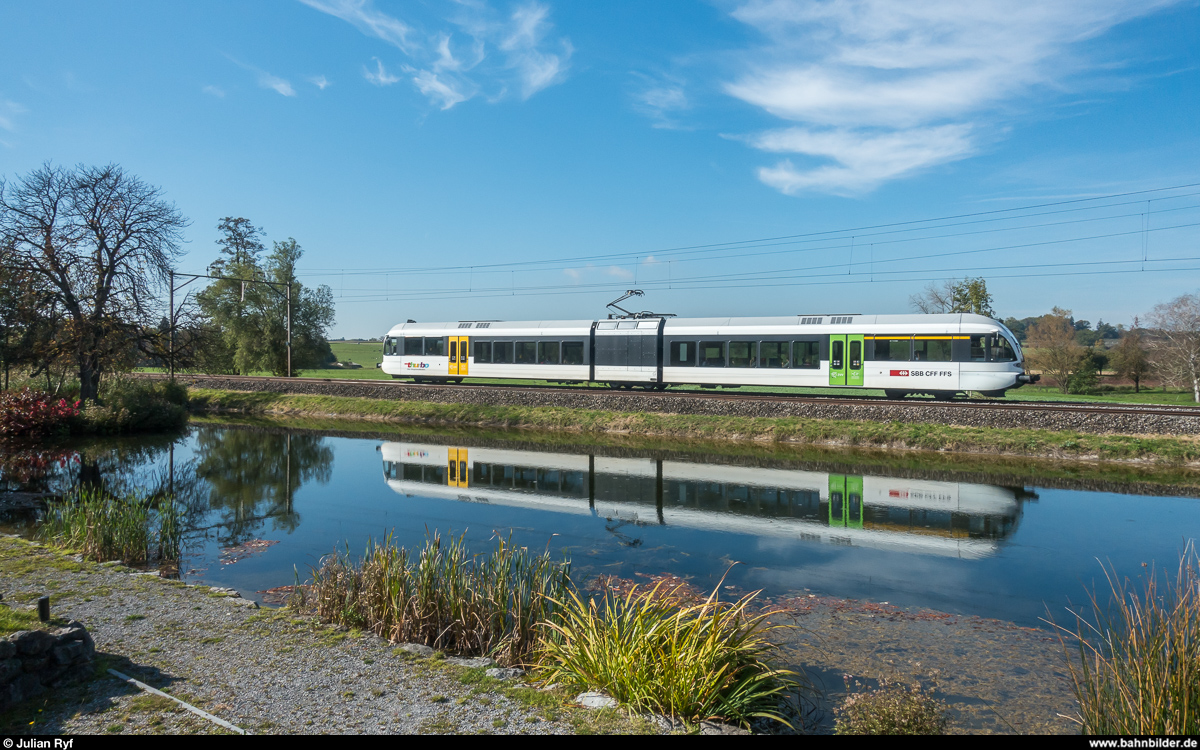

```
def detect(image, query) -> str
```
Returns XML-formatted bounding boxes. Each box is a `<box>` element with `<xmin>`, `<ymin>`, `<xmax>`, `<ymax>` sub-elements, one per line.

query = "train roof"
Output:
<box><xmin>386</xmin><ymin>313</ymin><xmax>1005</xmax><ymax>336</ymax></box>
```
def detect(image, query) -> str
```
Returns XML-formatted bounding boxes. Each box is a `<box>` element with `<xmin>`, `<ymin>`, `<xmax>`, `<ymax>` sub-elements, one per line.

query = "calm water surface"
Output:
<box><xmin>4</xmin><ymin>423</ymin><xmax>1198</xmax><ymax>628</ymax></box>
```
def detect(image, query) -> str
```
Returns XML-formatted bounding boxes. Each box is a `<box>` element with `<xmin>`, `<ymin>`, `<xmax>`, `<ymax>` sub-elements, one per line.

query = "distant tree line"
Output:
<box><xmin>911</xmin><ymin>277</ymin><xmax>1200</xmax><ymax>400</ymax></box>
<box><xmin>0</xmin><ymin>163</ymin><xmax>335</xmax><ymax>400</ymax></box>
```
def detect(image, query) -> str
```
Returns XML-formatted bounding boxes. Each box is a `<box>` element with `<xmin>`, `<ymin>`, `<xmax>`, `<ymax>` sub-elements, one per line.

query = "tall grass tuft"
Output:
<box><xmin>537</xmin><ymin>580</ymin><xmax>800</xmax><ymax>729</ymax></box>
<box><xmin>39</xmin><ymin>487</ymin><xmax>182</xmax><ymax>564</ymax></box>
<box><xmin>306</xmin><ymin>532</ymin><xmax>571</xmax><ymax>665</ymax></box>
<box><xmin>1054</xmin><ymin>546</ymin><xmax>1200</xmax><ymax>734</ymax></box>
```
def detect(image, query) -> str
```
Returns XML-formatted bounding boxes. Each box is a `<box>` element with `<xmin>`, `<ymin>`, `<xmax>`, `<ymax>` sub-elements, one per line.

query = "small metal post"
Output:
<box><xmin>286</xmin><ymin>282</ymin><xmax>292</xmax><ymax>378</ymax></box>
<box><xmin>37</xmin><ymin>595</ymin><xmax>49</xmax><ymax>622</ymax></box>
<box><xmin>168</xmin><ymin>271</ymin><xmax>175</xmax><ymax>379</ymax></box>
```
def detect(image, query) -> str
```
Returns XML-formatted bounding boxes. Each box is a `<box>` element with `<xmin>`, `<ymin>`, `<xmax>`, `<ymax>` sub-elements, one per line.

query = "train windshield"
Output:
<box><xmin>990</xmin><ymin>333</ymin><xmax>1018</xmax><ymax>362</ymax></box>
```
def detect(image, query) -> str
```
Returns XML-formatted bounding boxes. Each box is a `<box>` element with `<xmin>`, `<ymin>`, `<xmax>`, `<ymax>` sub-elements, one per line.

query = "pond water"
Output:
<box><xmin>4</xmin><ymin>422</ymin><xmax>1198</xmax><ymax>628</ymax></box>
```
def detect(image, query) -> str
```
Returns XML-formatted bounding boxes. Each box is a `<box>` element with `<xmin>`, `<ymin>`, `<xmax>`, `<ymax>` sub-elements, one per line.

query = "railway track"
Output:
<box><xmin>159</xmin><ymin>373</ymin><xmax>1200</xmax><ymax>419</ymax></box>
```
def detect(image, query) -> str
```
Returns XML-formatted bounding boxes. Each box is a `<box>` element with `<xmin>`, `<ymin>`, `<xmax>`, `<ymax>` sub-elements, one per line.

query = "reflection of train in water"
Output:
<box><xmin>380</xmin><ymin>442</ymin><xmax>1031</xmax><ymax>559</ymax></box>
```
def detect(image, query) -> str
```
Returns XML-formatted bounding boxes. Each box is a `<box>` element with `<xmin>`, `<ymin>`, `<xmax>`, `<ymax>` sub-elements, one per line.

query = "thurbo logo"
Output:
<box><xmin>405</xmin><ymin>362</ymin><xmax>430</xmax><ymax>369</ymax></box>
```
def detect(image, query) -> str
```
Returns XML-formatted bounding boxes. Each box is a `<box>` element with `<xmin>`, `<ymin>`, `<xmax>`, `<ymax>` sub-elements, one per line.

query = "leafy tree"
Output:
<box><xmin>196</xmin><ymin>220</ymin><xmax>334</xmax><ymax>375</ymax></box>
<box><xmin>1025</xmin><ymin>308</ymin><xmax>1088</xmax><ymax>393</ymax></box>
<box><xmin>1145</xmin><ymin>294</ymin><xmax>1200</xmax><ymax>403</ymax></box>
<box><xmin>1109</xmin><ymin>324</ymin><xmax>1151</xmax><ymax>393</ymax></box>
<box><xmin>910</xmin><ymin>277</ymin><xmax>995</xmax><ymax>317</ymax></box>
<box><xmin>0</xmin><ymin>164</ymin><xmax>188</xmax><ymax>400</ymax></box>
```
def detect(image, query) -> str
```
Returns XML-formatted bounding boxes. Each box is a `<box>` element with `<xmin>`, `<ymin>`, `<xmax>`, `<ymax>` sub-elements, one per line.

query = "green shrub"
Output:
<box><xmin>77</xmin><ymin>377</ymin><xmax>187</xmax><ymax>434</ymax></box>
<box><xmin>1054</xmin><ymin>548</ymin><xmax>1200</xmax><ymax>734</ymax></box>
<box><xmin>39</xmin><ymin>487</ymin><xmax>182</xmax><ymax>564</ymax></box>
<box><xmin>537</xmin><ymin>581</ymin><xmax>800</xmax><ymax>729</ymax></box>
<box><xmin>305</xmin><ymin>532</ymin><xmax>571</xmax><ymax>666</ymax></box>
<box><xmin>835</xmin><ymin>679</ymin><xmax>948</xmax><ymax>735</ymax></box>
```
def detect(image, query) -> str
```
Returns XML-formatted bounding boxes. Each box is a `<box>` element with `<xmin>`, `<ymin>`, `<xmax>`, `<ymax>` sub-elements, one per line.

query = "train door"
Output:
<box><xmin>828</xmin><ymin>475</ymin><xmax>846</xmax><ymax>527</ymax></box>
<box><xmin>449</xmin><ymin>336</ymin><xmax>469</xmax><ymax>377</ymax></box>
<box><xmin>847</xmin><ymin>335</ymin><xmax>864</xmax><ymax>387</ymax></box>
<box><xmin>828</xmin><ymin>335</ymin><xmax>847</xmax><ymax>385</ymax></box>
<box><xmin>846</xmin><ymin>475</ymin><xmax>863</xmax><ymax>529</ymax></box>
<box><xmin>447</xmin><ymin>448</ymin><xmax>469</xmax><ymax>488</ymax></box>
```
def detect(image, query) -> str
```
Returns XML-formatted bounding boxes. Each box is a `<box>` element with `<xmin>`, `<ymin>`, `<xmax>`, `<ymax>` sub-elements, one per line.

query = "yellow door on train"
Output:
<box><xmin>449</xmin><ymin>336</ymin><xmax>469</xmax><ymax>377</ymax></box>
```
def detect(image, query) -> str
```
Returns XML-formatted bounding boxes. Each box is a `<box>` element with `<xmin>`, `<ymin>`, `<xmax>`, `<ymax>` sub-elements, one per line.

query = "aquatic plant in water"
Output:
<box><xmin>39</xmin><ymin>487</ymin><xmax>182</xmax><ymax>564</ymax></box>
<box><xmin>1053</xmin><ymin>545</ymin><xmax>1200</xmax><ymax>734</ymax></box>
<box><xmin>305</xmin><ymin>532</ymin><xmax>571</xmax><ymax>666</ymax></box>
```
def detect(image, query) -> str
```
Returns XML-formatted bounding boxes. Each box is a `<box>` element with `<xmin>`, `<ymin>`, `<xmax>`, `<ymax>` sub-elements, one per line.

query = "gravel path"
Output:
<box><xmin>0</xmin><ymin>536</ymin><xmax>654</xmax><ymax>735</ymax></box>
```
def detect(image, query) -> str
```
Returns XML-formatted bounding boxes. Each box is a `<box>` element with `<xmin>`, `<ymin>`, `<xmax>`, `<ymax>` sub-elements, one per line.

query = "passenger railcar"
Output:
<box><xmin>381</xmin><ymin>313</ymin><xmax>1035</xmax><ymax>398</ymax></box>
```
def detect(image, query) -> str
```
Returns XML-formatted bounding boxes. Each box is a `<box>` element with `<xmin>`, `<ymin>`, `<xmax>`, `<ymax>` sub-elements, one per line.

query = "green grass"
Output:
<box><xmin>1052</xmin><ymin>548</ymin><xmax>1200</xmax><ymax>734</ymax></box>
<box><xmin>0</xmin><ymin>602</ymin><xmax>42</xmax><ymax>636</ymax></box>
<box><xmin>187</xmin><ymin>388</ymin><xmax>1200</xmax><ymax>464</ymax></box>
<box><xmin>537</xmin><ymin>580</ymin><xmax>800</xmax><ymax>729</ymax></box>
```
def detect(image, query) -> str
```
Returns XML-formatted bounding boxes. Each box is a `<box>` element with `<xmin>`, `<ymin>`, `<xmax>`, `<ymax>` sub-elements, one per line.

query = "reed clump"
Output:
<box><xmin>536</xmin><ymin>581</ymin><xmax>800</xmax><ymax>729</ymax></box>
<box><xmin>834</xmin><ymin>679</ymin><xmax>947</xmax><ymax>735</ymax></box>
<box><xmin>1055</xmin><ymin>546</ymin><xmax>1200</xmax><ymax>734</ymax></box>
<box><xmin>306</xmin><ymin>532</ymin><xmax>571</xmax><ymax>666</ymax></box>
<box><xmin>39</xmin><ymin>487</ymin><xmax>182</xmax><ymax>564</ymax></box>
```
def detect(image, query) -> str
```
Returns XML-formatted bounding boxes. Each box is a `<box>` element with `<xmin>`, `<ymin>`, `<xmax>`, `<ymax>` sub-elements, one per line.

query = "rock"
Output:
<box><xmin>12</xmin><ymin>630</ymin><xmax>55</xmax><ymax>656</ymax></box>
<box><xmin>0</xmin><ymin>658</ymin><xmax>21</xmax><ymax>684</ymax></box>
<box><xmin>52</xmin><ymin>641</ymin><xmax>86</xmax><ymax>665</ymax></box>
<box><xmin>55</xmin><ymin>622</ymin><xmax>88</xmax><ymax>642</ymax></box>
<box><xmin>575</xmin><ymin>691</ymin><xmax>618</xmax><ymax>709</ymax></box>
<box><xmin>209</xmin><ymin>587</ymin><xmax>240</xmax><ymax>597</ymax></box>
<box><xmin>0</xmin><ymin>640</ymin><xmax>14</xmax><ymax>660</ymax></box>
<box><xmin>484</xmin><ymin>667</ymin><xmax>524</xmax><ymax>680</ymax></box>
<box><xmin>397</xmin><ymin>643</ymin><xmax>434</xmax><ymax>657</ymax></box>
<box><xmin>446</xmin><ymin>656</ymin><xmax>494</xmax><ymax>669</ymax></box>
<box><xmin>699</xmin><ymin>720</ymin><xmax>751</xmax><ymax>735</ymax></box>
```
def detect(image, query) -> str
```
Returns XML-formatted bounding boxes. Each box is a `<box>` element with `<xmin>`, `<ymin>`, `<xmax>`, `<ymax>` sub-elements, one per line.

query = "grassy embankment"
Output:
<box><xmin>187</xmin><ymin>388</ymin><xmax>1200</xmax><ymax>465</ymax></box>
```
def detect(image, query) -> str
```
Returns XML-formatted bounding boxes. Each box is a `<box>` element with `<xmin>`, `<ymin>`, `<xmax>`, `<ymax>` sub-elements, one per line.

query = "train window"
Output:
<box><xmin>793</xmin><ymin>341</ymin><xmax>819</xmax><ymax>368</ymax></box>
<box><xmin>424</xmin><ymin>337</ymin><xmax>445</xmax><ymax>356</ymax></box>
<box><xmin>970</xmin><ymin>336</ymin><xmax>988</xmax><ymax>361</ymax></box>
<box><xmin>669</xmin><ymin>341</ymin><xmax>695</xmax><ymax>367</ymax></box>
<box><xmin>404</xmin><ymin>337</ymin><xmax>423</xmax><ymax>356</ymax></box>
<box><xmin>913</xmin><ymin>338</ymin><xmax>952</xmax><ymax>362</ymax></box>
<box><xmin>849</xmin><ymin>340</ymin><xmax>862</xmax><ymax>369</ymax></box>
<box><xmin>759</xmin><ymin>341</ymin><xmax>789</xmax><ymax>368</ymax></box>
<box><xmin>538</xmin><ymin>341</ymin><xmax>560</xmax><ymax>364</ymax></box>
<box><xmin>515</xmin><ymin>342</ymin><xmax>537</xmax><ymax>364</ymax></box>
<box><xmin>872</xmin><ymin>337</ymin><xmax>911</xmax><ymax>361</ymax></box>
<box><xmin>830</xmin><ymin>339</ymin><xmax>844</xmax><ymax>369</ymax></box>
<box><xmin>403</xmin><ymin>464</ymin><xmax>423</xmax><ymax>482</ymax></box>
<box><xmin>728</xmin><ymin>341</ymin><xmax>754</xmax><ymax>368</ymax></box>
<box><xmin>493</xmin><ymin>341</ymin><xmax>513</xmax><ymax>363</ymax></box>
<box><xmin>991</xmin><ymin>336</ymin><xmax>1017</xmax><ymax>362</ymax></box>
<box><xmin>562</xmin><ymin>341</ymin><xmax>585</xmax><ymax>365</ymax></box>
<box><xmin>699</xmin><ymin>341</ymin><xmax>726</xmax><ymax>367</ymax></box>
<box><xmin>449</xmin><ymin>340</ymin><xmax>458</xmax><ymax>363</ymax></box>
<box><xmin>473</xmin><ymin>463</ymin><xmax>491</xmax><ymax>484</ymax></box>
<box><xmin>383</xmin><ymin>337</ymin><xmax>394</xmax><ymax>356</ymax></box>
<box><xmin>474</xmin><ymin>341</ymin><xmax>492</xmax><ymax>363</ymax></box>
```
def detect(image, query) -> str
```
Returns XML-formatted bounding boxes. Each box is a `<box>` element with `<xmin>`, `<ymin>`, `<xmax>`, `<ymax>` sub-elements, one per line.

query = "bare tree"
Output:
<box><xmin>909</xmin><ymin>277</ymin><xmax>996</xmax><ymax>317</ymax></box>
<box><xmin>0</xmin><ymin>163</ymin><xmax>188</xmax><ymax>400</ymax></box>
<box><xmin>1146</xmin><ymin>294</ymin><xmax>1200</xmax><ymax>403</ymax></box>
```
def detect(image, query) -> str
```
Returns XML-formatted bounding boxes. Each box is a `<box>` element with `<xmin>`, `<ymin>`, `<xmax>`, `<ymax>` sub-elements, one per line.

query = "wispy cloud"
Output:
<box><xmin>724</xmin><ymin>0</ymin><xmax>1181</xmax><ymax>195</ymax></box>
<box><xmin>363</xmin><ymin>58</ymin><xmax>400</xmax><ymax>86</ymax></box>
<box><xmin>300</xmin><ymin>0</ymin><xmax>571</xmax><ymax>109</ymax></box>
<box><xmin>561</xmin><ymin>264</ymin><xmax>635</xmax><ymax>283</ymax></box>
<box><xmin>632</xmin><ymin>74</ymin><xmax>689</xmax><ymax>129</ymax></box>
<box><xmin>308</xmin><ymin>75</ymin><xmax>331</xmax><ymax>90</ymax></box>
<box><xmin>202</xmin><ymin>85</ymin><xmax>226</xmax><ymax>98</ymax></box>
<box><xmin>226</xmin><ymin>55</ymin><xmax>297</xmax><ymax>97</ymax></box>
<box><xmin>0</xmin><ymin>97</ymin><xmax>27</xmax><ymax>132</ymax></box>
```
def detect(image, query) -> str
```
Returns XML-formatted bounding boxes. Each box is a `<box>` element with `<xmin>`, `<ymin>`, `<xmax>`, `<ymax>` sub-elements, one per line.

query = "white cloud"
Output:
<box><xmin>0</xmin><ymin>97</ymin><xmax>27</xmax><ymax>131</ymax></box>
<box><xmin>258</xmin><ymin>72</ymin><xmax>296</xmax><ymax>97</ymax></box>
<box><xmin>300</xmin><ymin>0</ymin><xmax>571</xmax><ymax>109</ymax></box>
<box><xmin>606</xmin><ymin>266</ymin><xmax>634</xmax><ymax>280</ymax></box>
<box><xmin>632</xmin><ymin>74</ymin><xmax>689</xmax><ymax>129</ymax></box>
<box><xmin>309</xmin><ymin>75</ymin><xmax>331</xmax><ymax>90</ymax></box>
<box><xmin>363</xmin><ymin>58</ymin><xmax>400</xmax><ymax>86</ymax></box>
<box><xmin>202</xmin><ymin>85</ymin><xmax>226</xmax><ymax>98</ymax></box>
<box><xmin>724</xmin><ymin>0</ymin><xmax>1182</xmax><ymax>194</ymax></box>
<box><xmin>298</xmin><ymin>0</ymin><xmax>415</xmax><ymax>53</ymax></box>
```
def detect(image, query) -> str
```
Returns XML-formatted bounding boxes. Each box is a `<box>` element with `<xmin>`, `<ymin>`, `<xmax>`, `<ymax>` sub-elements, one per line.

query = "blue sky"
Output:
<box><xmin>2</xmin><ymin>0</ymin><xmax>1198</xmax><ymax>337</ymax></box>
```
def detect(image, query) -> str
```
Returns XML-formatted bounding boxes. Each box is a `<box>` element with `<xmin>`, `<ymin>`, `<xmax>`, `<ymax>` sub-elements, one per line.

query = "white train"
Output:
<box><xmin>380</xmin><ymin>442</ymin><xmax>1027</xmax><ymax>559</ymax></box>
<box><xmin>382</xmin><ymin>312</ymin><xmax>1035</xmax><ymax>398</ymax></box>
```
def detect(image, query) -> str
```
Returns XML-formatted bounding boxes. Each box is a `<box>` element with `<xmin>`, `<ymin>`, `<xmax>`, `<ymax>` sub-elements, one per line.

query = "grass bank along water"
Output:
<box><xmin>187</xmin><ymin>387</ymin><xmax>1200</xmax><ymax>465</ymax></box>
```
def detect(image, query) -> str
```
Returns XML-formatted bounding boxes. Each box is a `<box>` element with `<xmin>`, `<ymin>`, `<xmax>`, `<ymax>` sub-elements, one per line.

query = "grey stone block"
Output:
<box><xmin>576</xmin><ymin>691</ymin><xmax>618</xmax><ymax>709</ymax></box>
<box><xmin>484</xmin><ymin>667</ymin><xmax>524</xmax><ymax>680</ymax></box>
<box><xmin>52</xmin><ymin>640</ymin><xmax>86</xmax><ymax>665</ymax></box>
<box><xmin>446</xmin><ymin>656</ymin><xmax>494</xmax><ymax>668</ymax></box>
<box><xmin>397</xmin><ymin>643</ymin><xmax>434</xmax><ymax>657</ymax></box>
<box><xmin>13</xmin><ymin>630</ymin><xmax>54</xmax><ymax>656</ymax></box>
<box><xmin>0</xmin><ymin>658</ymin><xmax>21</xmax><ymax>684</ymax></box>
<box><xmin>0</xmin><ymin>640</ymin><xmax>14</xmax><ymax>659</ymax></box>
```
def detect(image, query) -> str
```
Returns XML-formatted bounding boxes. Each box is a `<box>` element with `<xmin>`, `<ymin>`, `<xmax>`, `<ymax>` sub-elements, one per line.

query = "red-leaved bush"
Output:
<box><xmin>0</xmin><ymin>389</ymin><xmax>81</xmax><ymax>439</ymax></box>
